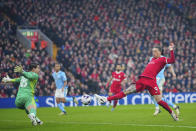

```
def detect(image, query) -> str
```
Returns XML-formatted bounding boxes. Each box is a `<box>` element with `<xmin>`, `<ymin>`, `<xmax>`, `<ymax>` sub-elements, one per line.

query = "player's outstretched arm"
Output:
<box><xmin>166</xmin><ymin>43</ymin><xmax>175</xmax><ymax>64</ymax></box>
<box><xmin>169</xmin><ymin>66</ymin><xmax>176</xmax><ymax>78</ymax></box>
<box><xmin>22</xmin><ymin>71</ymin><xmax>38</xmax><ymax>80</ymax></box>
<box><xmin>2</xmin><ymin>75</ymin><xmax>21</xmax><ymax>83</ymax></box>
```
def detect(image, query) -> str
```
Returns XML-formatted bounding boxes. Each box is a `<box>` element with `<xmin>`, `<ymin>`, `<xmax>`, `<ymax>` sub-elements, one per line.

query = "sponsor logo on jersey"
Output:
<box><xmin>113</xmin><ymin>78</ymin><xmax>121</xmax><ymax>81</ymax></box>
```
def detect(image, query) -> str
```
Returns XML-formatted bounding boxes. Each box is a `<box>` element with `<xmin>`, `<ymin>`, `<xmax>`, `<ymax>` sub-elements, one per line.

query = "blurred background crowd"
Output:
<box><xmin>0</xmin><ymin>0</ymin><xmax>195</xmax><ymax>98</ymax></box>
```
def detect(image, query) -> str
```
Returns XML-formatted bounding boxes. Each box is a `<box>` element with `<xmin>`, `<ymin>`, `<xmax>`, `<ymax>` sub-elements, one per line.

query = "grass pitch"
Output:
<box><xmin>0</xmin><ymin>103</ymin><xmax>196</xmax><ymax>131</ymax></box>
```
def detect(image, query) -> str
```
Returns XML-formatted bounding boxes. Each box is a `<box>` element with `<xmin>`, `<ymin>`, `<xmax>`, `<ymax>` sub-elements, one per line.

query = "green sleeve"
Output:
<box><xmin>22</xmin><ymin>71</ymin><xmax>38</xmax><ymax>80</ymax></box>
<box><xmin>10</xmin><ymin>77</ymin><xmax>21</xmax><ymax>83</ymax></box>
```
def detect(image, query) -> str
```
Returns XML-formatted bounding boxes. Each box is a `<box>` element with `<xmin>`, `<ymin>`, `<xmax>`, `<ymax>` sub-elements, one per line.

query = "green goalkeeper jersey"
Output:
<box><xmin>11</xmin><ymin>71</ymin><xmax>39</xmax><ymax>97</ymax></box>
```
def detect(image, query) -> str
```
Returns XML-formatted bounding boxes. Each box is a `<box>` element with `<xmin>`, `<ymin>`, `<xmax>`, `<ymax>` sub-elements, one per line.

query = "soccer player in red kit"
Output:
<box><xmin>95</xmin><ymin>43</ymin><xmax>179</xmax><ymax>121</ymax></box>
<box><xmin>106</xmin><ymin>65</ymin><xmax>127</xmax><ymax>111</ymax></box>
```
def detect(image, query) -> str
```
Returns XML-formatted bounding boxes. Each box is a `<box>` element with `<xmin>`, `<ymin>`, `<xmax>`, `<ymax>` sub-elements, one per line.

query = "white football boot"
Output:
<box><xmin>174</xmin><ymin>106</ymin><xmax>180</xmax><ymax>117</ymax></box>
<box><xmin>94</xmin><ymin>94</ymin><xmax>107</xmax><ymax>104</ymax></box>
<box><xmin>171</xmin><ymin>111</ymin><xmax>179</xmax><ymax>121</ymax></box>
<box><xmin>36</xmin><ymin>117</ymin><xmax>43</xmax><ymax>125</ymax></box>
<box><xmin>153</xmin><ymin>108</ymin><xmax>161</xmax><ymax>116</ymax></box>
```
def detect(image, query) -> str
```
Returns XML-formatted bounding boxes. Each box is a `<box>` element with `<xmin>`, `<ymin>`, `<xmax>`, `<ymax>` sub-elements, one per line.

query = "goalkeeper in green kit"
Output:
<box><xmin>2</xmin><ymin>63</ymin><xmax>43</xmax><ymax>126</ymax></box>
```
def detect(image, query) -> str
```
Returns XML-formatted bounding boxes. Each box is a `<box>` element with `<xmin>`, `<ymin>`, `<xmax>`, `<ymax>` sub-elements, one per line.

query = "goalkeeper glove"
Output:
<box><xmin>14</xmin><ymin>65</ymin><xmax>23</xmax><ymax>73</ymax></box>
<box><xmin>2</xmin><ymin>75</ymin><xmax>11</xmax><ymax>83</ymax></box>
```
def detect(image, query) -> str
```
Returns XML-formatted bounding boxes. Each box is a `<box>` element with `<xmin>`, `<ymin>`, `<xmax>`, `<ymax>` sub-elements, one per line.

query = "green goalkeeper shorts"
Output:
<box><xmin>15</xmin><ymin>95</ymin><xmax>36</xmax><ymax>109</ymax></box>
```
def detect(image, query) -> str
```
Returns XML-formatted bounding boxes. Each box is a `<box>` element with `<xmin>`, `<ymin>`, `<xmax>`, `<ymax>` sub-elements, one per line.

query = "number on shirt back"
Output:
<box><xmin>19</xmin><ymin>77</ymin><xmax>28</xmax><ymax>87</ymax></box>
<box><xmin>154</xmin><ymin>87</ymin><xmax>158</xmax><ymax>91</ymax></box>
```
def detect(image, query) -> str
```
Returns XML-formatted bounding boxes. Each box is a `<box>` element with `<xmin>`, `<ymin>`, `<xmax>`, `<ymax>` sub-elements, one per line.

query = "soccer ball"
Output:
<box><xmin>81</xmin><ymin>94</ymin><xmax>92</xmax><ymax>105</ymax></box>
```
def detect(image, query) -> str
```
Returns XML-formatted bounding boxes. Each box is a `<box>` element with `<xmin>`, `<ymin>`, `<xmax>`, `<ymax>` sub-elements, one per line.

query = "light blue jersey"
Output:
<box><xmin>150</xmin><ymin>56</ymin><xmax>171</xmax><ymax>79</ymax></box>
<box><xmin>52</xmin><ymin>71</ymin><xmax>67</xmax><ymax>89</ymax></box>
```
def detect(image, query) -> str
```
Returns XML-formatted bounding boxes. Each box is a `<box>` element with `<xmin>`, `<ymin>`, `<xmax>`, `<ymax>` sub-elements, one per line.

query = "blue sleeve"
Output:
<box><xmin>166</xmin><ymin>64</ymin><xmax>171</xmax><ymax>67</ymax></box>
<box><xmin>61</xmin><ymin>72</ymin><xmax>67</xmax><ymax>81</ymax></box>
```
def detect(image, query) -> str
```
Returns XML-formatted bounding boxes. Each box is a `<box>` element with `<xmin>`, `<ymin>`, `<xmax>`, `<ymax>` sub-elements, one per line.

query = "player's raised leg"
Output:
<box><xmin>95</xmin><ymin>78</ymin><xmax>179</xmax><ymax>121</ymax></box>
<box><xmin>95</xmin><ymin>83</ymin><xmax>136</xmax><ymax>104</ymax></box>
<box><xmin>64</xmin><ymin>97</ymin><xmax>78</xmax><ymax>104</ymax></box>
<box><xmin>64</xmin><ymin>88</ymin><xmax>78</xmax><ymax>104</ymax></box>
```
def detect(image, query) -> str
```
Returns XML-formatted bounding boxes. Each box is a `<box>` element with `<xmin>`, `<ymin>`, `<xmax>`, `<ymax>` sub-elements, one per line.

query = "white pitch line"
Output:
<box><xmin>1</xmin><ymin>120</ymin><xmax>196</xmax><ymax>129</ymax></box>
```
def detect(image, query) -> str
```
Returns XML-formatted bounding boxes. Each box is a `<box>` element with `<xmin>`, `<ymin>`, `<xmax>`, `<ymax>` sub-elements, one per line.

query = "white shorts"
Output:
<box><xmin>156</xmin><ymin>78</ymin><xmax>165</xmax><ymax>91</ymax></box>
<box><xmin>55</xmin><ymin>89</ymin><xmax>65</xmax><ymax>98</ymax></box>
<box><xmin>55</xmin><ymin>88</ymin><xmax>68</xmax><ymax>98</ymax></box>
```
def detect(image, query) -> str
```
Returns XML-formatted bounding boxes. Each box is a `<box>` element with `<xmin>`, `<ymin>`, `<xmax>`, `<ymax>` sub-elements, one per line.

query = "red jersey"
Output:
<box><xmin>140</xmin><ymin>50</ymin><xmax>175</xmax><ymax>80</ymax></box>
<box><xmin>111</xmin><ymin>71</ymin><xmax>126</xmax><ymax>87</ymax></box>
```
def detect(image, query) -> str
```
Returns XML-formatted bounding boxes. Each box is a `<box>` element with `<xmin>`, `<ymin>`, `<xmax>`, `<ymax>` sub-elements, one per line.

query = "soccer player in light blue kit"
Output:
<box><xmin>52</xmin><ymin>63</ymin><xmax>78</xmax><ymax>115</ymax></box>
<box><xmin>150</xmin><ymin>46</ymin><xmax>180</xmax><ymax>116</ymax></box>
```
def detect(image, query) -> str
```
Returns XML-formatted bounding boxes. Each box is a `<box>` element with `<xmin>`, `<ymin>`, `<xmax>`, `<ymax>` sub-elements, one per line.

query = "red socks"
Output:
<box><xmin>158</xmin><ymin>100</ymin><xmax>172</xmax><ymax>113</ymax></box>
<box><xmin>107</xmin><ymin>92</ymin><xmax>126</xmax><ymax>101</ymax></box>
<box><xmin>113</xmin><ymin>100</ymin><xmax>118</xmax><ymax>108</ymax></box>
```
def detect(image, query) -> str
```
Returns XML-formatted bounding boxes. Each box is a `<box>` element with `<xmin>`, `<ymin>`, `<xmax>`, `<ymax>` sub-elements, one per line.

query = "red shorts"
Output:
<box><xmin>109</xmin><ymin>85</ymin><xmax>122</xmax><ymax>94</ymax></box>
<box><xmin>136</xmin><ymin>77</ymin><xmax>160</xmax><ymax>96</ymax></box>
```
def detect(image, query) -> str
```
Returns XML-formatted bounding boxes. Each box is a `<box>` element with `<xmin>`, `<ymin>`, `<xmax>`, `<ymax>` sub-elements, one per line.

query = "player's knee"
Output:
<box><xmin>56</xmin><ymin>98</ymin><xmax>60</xmax><ymax>103</ymax></box>
<box><xmin>61</xmin><ymin>98</ymin><xmax>66</xmax><ymax>103</ymax></box>
<box><xmin>154</xmin><ymin>95</ymin><xmax>162</xmax><ymax>102</ymax></box>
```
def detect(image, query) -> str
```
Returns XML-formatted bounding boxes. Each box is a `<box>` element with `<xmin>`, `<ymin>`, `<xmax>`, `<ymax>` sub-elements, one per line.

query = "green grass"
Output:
<box><xmin>0</xmin><ymin>103</ymin><xmax>196</xmax><ymax>131</ymax></box>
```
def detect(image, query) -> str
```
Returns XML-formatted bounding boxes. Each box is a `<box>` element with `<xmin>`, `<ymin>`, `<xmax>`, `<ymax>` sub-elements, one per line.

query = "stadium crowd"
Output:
<box><xmin>0</xmin><ymin>13</ymin><xmax>91</xmax><ymax>97</ymax></box>
<box><xmin>0</xmin><ymin>0</ymin><xmax>196</xmax><ymax>98</ymax></box>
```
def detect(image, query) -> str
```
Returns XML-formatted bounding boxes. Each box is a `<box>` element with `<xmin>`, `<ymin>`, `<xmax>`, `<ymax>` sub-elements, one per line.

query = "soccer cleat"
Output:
<box><xmin>58</xmin><ymin>111</ymin><xmax>67</xmax><ymax>116</ymax></box>
<box><xmin>94</xmin><ymin>94</ymin><xmax>107</xmax><ymax>104</ymax></box>
<box><xmin>175</xmin><ymin>105</ymin><xmax>180</xmax><ymax>117</ymax></box>
<box><xmin>153</xmin><ymin>109</ymin><xmax>161</xmax><ymax>116</ymax></box>
<box><xmin>28</xmin><ymin>113</ymin><xmax>37</xmax><ymax>126</ymax></box>
<box><xmin>171</xmin><ymin>111</ymin><xmax>179</xmax><ymax>121</ymax></box>
<box><xmin>73</xmin><ymin>97</ymin><xmax>79</xmax><ymax>105</ymax></box>
<box><xmin>37</xmin><ymin>121</ymin><xmax>43</xmax><ymax>125</ymax></box>
<box><xmin>111</xmin><ymin>108</ymin><xmax>115</xmax><ymax>112</ymax></box>
<box><xmin>36</xmin><ymin>117</ymin><xmax>43</xmax><ymax>125</ymax></box>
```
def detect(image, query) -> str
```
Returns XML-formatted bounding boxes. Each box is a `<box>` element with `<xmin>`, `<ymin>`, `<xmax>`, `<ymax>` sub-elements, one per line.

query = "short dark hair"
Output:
<box><xmin>29</xmin><ymin>63</ymin><xmax>39</xmax><ymax>71</ymax></box>
<box><xmin>55</xmin><ymin>62</ymin><xmax>61</xmax><ymax>66</ymax></box>
<box><xmin>153</xmin><ymin>46</ymin><xmax>164</xmax><ymax>55</ymax></box>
